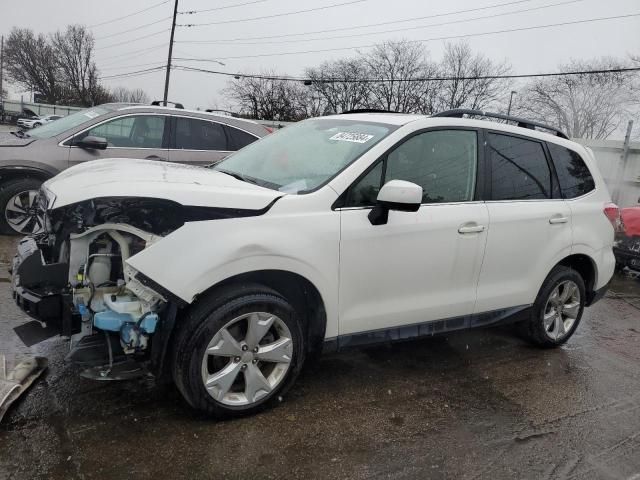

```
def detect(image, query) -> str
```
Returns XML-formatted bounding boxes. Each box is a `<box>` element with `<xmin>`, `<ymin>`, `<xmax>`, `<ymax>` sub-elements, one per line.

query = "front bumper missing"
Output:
<box><xmin>11</xmin><ymin>238</ymin><xmax>81</xmax><ymax>343</ymax></box>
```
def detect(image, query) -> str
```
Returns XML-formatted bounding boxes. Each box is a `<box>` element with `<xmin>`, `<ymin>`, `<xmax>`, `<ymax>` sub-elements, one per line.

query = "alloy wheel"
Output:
<box><xmin>201</xmin><ymin>312</ymin><xmax>293</xmax><ymax>406</ymax></box>
<box><xmin>4</xmin><ymin>189</ymin><xmax>44</xmax><ymax>234</ymax></box>
<box><xmin>543</xmin><ymin>280</ymin><xmax>581</xmax><ymax>341</ymax></box>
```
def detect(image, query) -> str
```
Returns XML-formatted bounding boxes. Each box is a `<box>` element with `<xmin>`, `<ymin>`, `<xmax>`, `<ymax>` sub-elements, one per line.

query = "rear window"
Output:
<box><xmin>488</xmin><ymin>133</ymin><xmax>551</xmax><ymax>200</ymax></box>
<box><xmin>547</xmin><ymin>143</ymin><xmax>595</xmax><ymax>198</ymax></box>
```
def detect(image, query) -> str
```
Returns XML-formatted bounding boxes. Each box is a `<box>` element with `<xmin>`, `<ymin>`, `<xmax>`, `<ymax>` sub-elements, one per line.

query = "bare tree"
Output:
<box><xmin>437</xmin><ymin>41</ymin><xmax>512</xmax><ymax>112</ymax></box>
<box><xmin>306</xmin><ymin>58</ymin><xmax>370</xmax><ymax>113</ymax></box>
<box><xmin>224</xmin><ymin>72</ymin><xmax>305</xmax><ymax>121</ymax></box>
<box><xmin>517</xmin><ymin>58</ymin><xmax>636</xmax><ymax>139</ymax></box>
<box><xmin>363</xmin><ymin>40</ymin><xmax>439</xmax><ymax>113</ymax></box>
<box><xmin>4</xmin><ymin>28</ymin><xmax>61</xmax><ymax>103</ymax></box>
<box><xmin>109</xmin><ymin>86</ymin><xmax>150</xmax><ymax>104</ymax></box>
<box><xmin>52</xmin><ymin>25</ymin><xmax>98</xmax><ymax>106</ymax></box>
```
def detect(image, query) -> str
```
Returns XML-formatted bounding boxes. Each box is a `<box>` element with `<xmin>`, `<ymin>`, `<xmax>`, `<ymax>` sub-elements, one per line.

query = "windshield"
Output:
<box><xmin>28</xmin><ymin>106</ymin><xmax>113</xmax><ymax>139</ymax></box>
<box><xmin>214</xmin><ymin>118</ymin><xmax>396</xmax><ymax>193</ymax></box>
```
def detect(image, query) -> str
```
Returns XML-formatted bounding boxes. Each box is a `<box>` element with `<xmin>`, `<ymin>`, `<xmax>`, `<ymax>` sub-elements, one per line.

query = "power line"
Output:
<box><xmin>99</xmin><ymin>66</ymin><xmax>165</xmax><ymax>80</ymax></box>
<box><xmin>179</xmin><ymin>0</ymin><xmax>267</xmax><ymax>14</ymax></box>
<box><xmin>97</xmin><ymin>43</ymin><xmax>167</xmax><ymax>63</ymax></box>
<box><xmin>188</xmin><ymin>0</ymin><xmax>585</xmax><ymax>46</ymax></box>
<box><xmin>175</xmin><ymin>12</ymin><xmax>640</xmax><ymax>60</ymax></box>
<box><xmin>173</xmin><ymin>64</ymin><xmax>640</xmax><ymax>83</ymax></box>
<box><xmin>94</xmin><ymin>16</ymin><xmax>172</xmax><ymax>41</ymax></box>
<box><xmin>100</xmin><ymin>60</ymin><xmax>168</xmax><ymax>72</ymax></box>
<box><xmin>89</xmin><ymin>0</ymin><xmax>170</xmax><ymax>28</ymax></box>
<box><xmin>177</xmin><ymin>0</ymin><xmax>369</xmax><ymax>27</ymax></box>
<box><xmin>175</xmin><ymin>0</ymin><xmax>537</xmax><ymax>43</ymax></box>
<box><xmin>95</xmin><ymin>29</ymin><xmax>169</xmax><ymax>50</ymax></box>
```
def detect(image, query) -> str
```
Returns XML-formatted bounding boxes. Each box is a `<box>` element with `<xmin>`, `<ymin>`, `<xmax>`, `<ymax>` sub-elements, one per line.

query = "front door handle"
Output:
<box><xmin>549</xmin><ymin>215</ymin><xmax>569</xmax><ymax>224</ymax></box>
<box><xmin>145</xmin><ymin>155</ymin><xmax>167</xmax><ymax>161</ymax></box>
<box><xmin>458</xmin><ymin>224</ymin><xmax>485</xmax><ymax>234</ymax></box>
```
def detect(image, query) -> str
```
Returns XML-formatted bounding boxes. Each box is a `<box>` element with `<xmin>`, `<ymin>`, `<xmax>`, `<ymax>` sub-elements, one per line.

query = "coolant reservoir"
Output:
<box><xmin>88</xmin><ymin>253</ymin><xmax>111</xmax><ymax>286</ymax></box>
<box><xmin>103</xmin><ymin>294</ymin><xmax>142</xmax><ymax>315</ymax></box>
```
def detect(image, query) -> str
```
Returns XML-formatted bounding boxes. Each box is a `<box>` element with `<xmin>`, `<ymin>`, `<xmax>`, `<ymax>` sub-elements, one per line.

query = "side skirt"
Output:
<box><xmin>323</xmin><ymin>305</ymin><xmax>532</xmax><ymax>352</ymax></box>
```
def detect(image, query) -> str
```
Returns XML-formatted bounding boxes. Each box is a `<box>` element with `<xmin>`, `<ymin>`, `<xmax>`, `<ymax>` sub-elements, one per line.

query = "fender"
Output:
<box><xmin>126</xmin><ymin>206</ymin><xmax>341</xmax><ymax>338</ymax></box>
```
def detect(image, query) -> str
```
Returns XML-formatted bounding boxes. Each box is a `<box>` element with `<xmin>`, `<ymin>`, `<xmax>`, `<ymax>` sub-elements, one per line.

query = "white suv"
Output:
<box><xmin>12</xmin><ymin>109</ymin><xmax>617</xmax><ymax>417</ymax></box>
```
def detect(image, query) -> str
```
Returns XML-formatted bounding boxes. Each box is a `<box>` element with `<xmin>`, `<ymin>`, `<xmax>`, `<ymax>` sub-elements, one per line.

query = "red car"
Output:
<box><xmin>614</xmin><ymin>206</ymin><xmax>640</xmax><ymax>271</ymax></box>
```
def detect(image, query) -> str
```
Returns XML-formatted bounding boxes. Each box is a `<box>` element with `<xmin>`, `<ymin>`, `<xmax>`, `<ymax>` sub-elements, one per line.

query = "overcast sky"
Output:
<box><xmin>1</xmin><ymin>0</ymin><xmax>639</xmax><ymax>111</ymax></box>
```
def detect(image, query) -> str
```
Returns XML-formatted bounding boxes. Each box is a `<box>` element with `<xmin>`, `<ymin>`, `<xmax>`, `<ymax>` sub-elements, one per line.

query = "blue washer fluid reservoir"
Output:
<box><xmin>94</xmin><ymin>311</ymin><xmax>159</xmax><ymax>334</ymax></box>
<box><xmin>93</xmin><ymin>310</ymin><xmax>133</xmax><ymax>332</ymax></box>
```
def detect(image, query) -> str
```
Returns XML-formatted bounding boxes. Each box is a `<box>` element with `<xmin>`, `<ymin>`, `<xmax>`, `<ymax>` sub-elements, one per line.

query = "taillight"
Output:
<box><xmin>604</xmin><ymin>202</ymin><xmax>625</xmax><ymax>233</ymax></box>
<box><xmin>264</xmin><ymin>126</ymin><xmax>274</xmax><ymax>134</ymax></box>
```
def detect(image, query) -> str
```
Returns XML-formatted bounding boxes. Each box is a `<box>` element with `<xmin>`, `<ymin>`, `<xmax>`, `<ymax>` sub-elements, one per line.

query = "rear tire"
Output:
<box><xmin>172</xmin><ymin>284</ymin><xmax>305</xmax><ymax>418</ymax></box>
<box><xmin>0</xmin><ymin>178</ymin><xmax>44</xmax><ymax>235</ymax></box>
<box><xmin>523</xmin><ymin>266</ymin><xmax>585</xmax><ymax>348</ymax></box>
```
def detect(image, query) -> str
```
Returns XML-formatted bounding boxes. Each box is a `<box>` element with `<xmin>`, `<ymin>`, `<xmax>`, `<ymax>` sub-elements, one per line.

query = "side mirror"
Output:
<box><xmin>368</xmin><ymin>180</ymin><xmax>422</xmax><ymax>225</ymax></box>
<box><xmin>76</xmin><ymin>135</ymin><xmax>108</xmax><ymax>150</ymax></box>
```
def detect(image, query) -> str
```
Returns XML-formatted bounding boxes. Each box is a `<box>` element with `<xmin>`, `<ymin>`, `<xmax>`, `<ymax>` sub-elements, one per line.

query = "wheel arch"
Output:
<box><xmin>192</xmin><ymin>269</ymin><xmax>328</xmax><ymax>358</ymax></box>
<box><xmin>0</xmin><ymin>166</ymin><xmax>53</xmax><ymax>185</ymax></box>
<box><xmin>555</xmin><ymin>253</ymin><xmax>597</xmax><ymax>299</ymax></box>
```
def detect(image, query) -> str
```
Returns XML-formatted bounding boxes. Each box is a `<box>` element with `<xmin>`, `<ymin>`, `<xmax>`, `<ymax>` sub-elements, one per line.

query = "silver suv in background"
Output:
<box><xmin>0</xmin><ymin>103</ymin><xmax>270</xmax><ymax>234</ymax></box>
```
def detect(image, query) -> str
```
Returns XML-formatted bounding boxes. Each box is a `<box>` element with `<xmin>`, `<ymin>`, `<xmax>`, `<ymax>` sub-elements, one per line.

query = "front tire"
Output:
<box><xmin>523</xmin><ymin>266</ymin><xmax>585</xmax><ymax>347</ymax></box>
<box><xmin>0</xmin><ymin>178</ymin><xmax>44</xmax><ymax>235</ymax></box>
<box><xmin>172</xmin><ymin>284</ymin><xmax>305</xmax><ymax>418</ymax></box>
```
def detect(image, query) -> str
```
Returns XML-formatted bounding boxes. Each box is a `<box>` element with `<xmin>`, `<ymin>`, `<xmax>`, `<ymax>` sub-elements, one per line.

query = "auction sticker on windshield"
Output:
<box><xmin>83</xmin><ymin>110</ymin><xmax>101</xmax><ymax>119</ymax></box>
<box><xmin>330</xmin><ymin>132</ymin><xmax>374</xmax><ymax>143</ymax></box>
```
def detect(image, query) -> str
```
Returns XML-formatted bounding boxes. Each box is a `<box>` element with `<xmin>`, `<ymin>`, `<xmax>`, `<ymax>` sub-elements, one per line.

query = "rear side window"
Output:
<box><xmin>547</xmin><ymin>143</ymin><xmax>595</xmax><ymax>198</ymax></box>
<box><xmin>226</xmin><ymin>126</ymin><xmax>258</xmax><ymax>150</ymax></box>
<box><xmin>174</xmin><ymin>117</ymin><xmax>228</xmax><ymax>151</ymax></box>
<box><xmin>488</xmin><ymin>133</ymin><xmax>551</xmax><ymax>200</ymax></box>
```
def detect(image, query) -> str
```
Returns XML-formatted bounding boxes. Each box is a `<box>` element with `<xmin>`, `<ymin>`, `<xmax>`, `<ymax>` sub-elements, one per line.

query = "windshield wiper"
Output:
<box><xmin>216</xmin><ymin>169</ymin><xmax>259</xmax><ymax>185</ymax></box>
<box><xmin>10</xmin><ymin>130</ymin><xmax>27</xmax><ymax>138</ymax></box>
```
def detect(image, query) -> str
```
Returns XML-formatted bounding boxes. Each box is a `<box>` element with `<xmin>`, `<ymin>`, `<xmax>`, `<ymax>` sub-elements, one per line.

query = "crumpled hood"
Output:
<box><xmin>0</xmin><ymin>133</ymin><xmax>36</xmax><ymax>147</ymax></box>
<box><xmin>45</xmin><ymin>158</ymin><xmax>283</xmax><ymax>210</ymax></box>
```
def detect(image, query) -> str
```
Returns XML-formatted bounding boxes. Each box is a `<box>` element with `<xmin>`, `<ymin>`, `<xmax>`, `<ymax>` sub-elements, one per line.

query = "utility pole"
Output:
<box><xmin>163</xmin><ymin>0</ymin><xmax>179</xmax><ymax>106</ymax></box>
<box><xmin>0</xmin><ymin>36</ymin><xmax>4</xmax><ymax>107</ymax></box>
<box><xmin>507</xmin><ymin>90</ymin><xmax>516</xmax><ymax>116</ymax></box>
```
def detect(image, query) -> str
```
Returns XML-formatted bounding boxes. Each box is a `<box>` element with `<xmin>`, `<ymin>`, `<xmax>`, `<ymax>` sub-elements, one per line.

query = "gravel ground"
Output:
<box><xmin>0</xmin><ymin>233</ymin><xmax>639</xmax><ymax>480</ymax></box>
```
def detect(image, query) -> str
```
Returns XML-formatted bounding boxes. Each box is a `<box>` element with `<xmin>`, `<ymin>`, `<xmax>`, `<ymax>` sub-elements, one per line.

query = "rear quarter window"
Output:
<box><xmin>226</xmin><ymin>126</ymin><xmax>259</xmax><ymax>150</ymax></box>
<box><xmin>547</xmin><ymin>143</ymin><xmax>595</xmax><ymax>198</ymax></box>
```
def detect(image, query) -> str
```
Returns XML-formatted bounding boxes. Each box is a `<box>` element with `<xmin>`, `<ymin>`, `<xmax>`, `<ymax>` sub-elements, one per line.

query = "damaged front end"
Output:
<box><xmin>12</xmin><ymin>193</ymin><xmax>184</xmax><ymax>380</ymax></box>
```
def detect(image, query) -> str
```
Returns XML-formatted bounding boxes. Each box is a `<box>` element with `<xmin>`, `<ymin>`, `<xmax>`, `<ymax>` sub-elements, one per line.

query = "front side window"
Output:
<box><xmin>488</xmin><ymin>133</ymin><xmax>551</xmax><ymax>200</ymax></box>
<box><xmin>174</xmin><ymin>117</ymin><xmax>228</xmax><ymax>151</ymax></box>
<box><xmin>76</xmin><ymin>115</ymin><xmax>166</xmax><ymax>148</ymax></box>
<box><xmin>215</xmin><ymin>119</ymin><xmax>396</xmax><ymax>193</ymax></box>
<box><xmin>346</xmin><ymin>129</ymin><xmax>478</xmax><ymax>207</ymax></box>
<box><xmin>547</xmin><ymin>143</ymin><xmax>595</xmax><ymax>198</ymax></box>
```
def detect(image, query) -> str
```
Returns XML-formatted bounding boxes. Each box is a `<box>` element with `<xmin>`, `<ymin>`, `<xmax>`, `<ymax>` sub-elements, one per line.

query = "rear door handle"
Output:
<box><xmin>549</xmin><ymin>216</ymin><xmax>569</xmax><ymax>224</ymax></box>
<box><xmin>145</xmin><ymin>155</ymin><xmax>167</xmax><ymax>161</ymax></box>
<box><xmin>458</xmin><ymin>224</ymin><xmax>485</xmax><ymax>234</ymax></box>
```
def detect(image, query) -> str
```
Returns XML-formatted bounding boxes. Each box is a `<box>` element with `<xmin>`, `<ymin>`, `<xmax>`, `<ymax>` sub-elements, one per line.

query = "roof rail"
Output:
<box><xmin>432</xmin><ymin>109</ymin><xmax>568</xmax><ymax>139</ymax></box>
<box><xmin>151</xmin><ymin>100</ymin><xmax>184</xmax><ymax>109</ymax></box>
<box><xmin>341</xmin><ymin>108</ymin><xmax>399</xmax><ymax>114</ymax></box>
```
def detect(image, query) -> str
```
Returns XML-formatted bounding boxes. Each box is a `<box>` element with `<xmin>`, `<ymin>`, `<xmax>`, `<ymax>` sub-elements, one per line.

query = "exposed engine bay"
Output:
<box><xmin>11</xmin><ymin>196</ymin><xmax>187</xmax><ymax>380</ymax></box>
<box><xmin>11</xmin><ymin>180</ymin><xmax>279</xmax><ymax>380</ymax></box>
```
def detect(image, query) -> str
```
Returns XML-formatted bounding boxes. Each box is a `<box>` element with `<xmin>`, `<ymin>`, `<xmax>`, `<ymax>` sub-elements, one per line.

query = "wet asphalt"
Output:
<box><xmin>0</xmin><ymin>234</ymin><xmax>639</xmax><ymax>480</ymax></box>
